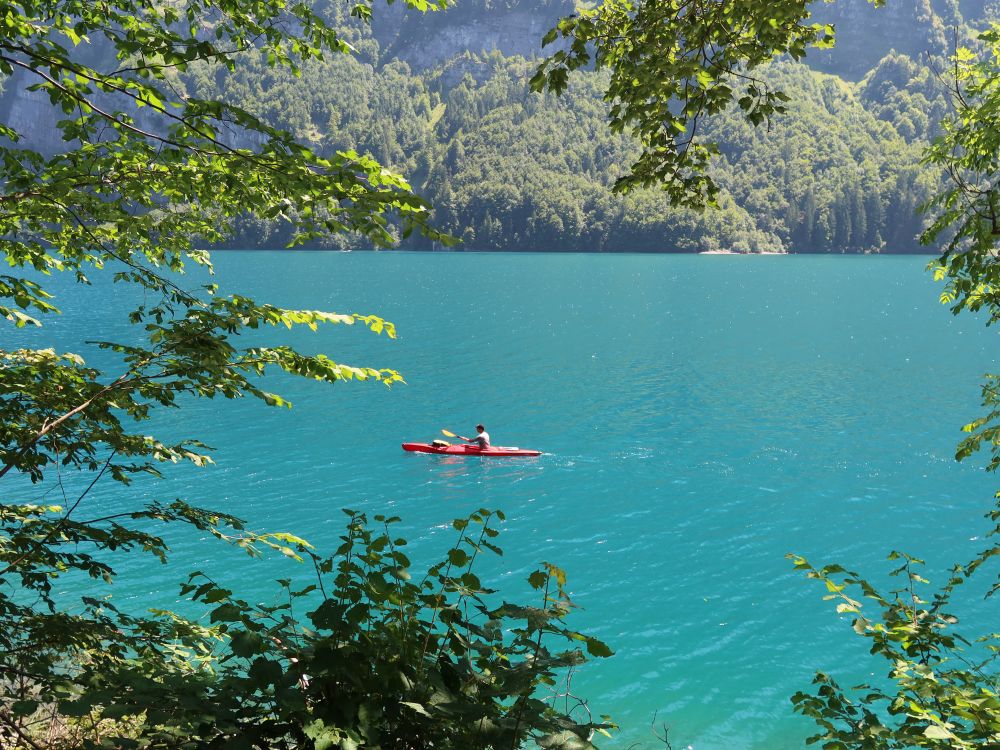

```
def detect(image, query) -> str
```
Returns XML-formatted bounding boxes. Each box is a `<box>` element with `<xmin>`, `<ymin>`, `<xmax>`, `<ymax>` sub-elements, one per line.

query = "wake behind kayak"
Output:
<box><xmin>402</xmin><ymin>443</ymin><xmax>541</xmax><ymax>457</ymax></box>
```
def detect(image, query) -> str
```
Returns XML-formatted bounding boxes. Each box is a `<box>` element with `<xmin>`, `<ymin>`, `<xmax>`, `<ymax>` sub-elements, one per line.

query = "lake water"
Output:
<box><xmin>14</xmin><ymin>252</ymin><xmax>999</xmax><ymax>749</ymax></box>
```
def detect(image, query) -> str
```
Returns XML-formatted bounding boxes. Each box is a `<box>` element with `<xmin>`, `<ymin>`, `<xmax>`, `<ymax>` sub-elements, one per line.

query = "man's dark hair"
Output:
<box><xmin>476</xmin><ymin>424</ymin><xmax>485</xmax><ymax>431</ymax></box>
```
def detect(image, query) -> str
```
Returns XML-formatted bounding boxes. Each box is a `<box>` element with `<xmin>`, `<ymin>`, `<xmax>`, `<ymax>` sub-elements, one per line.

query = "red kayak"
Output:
<box><xmin>402</xmin><ymin>442</ymin><xmax>541</xmax><ymax>457</ymax></box>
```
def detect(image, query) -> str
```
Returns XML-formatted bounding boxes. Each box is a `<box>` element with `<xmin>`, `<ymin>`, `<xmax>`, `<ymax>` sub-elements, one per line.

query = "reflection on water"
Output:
<box><xmin>405</xmin><ymin>452</ymin><xmax>547</xmax><ymax>501</ymax></box>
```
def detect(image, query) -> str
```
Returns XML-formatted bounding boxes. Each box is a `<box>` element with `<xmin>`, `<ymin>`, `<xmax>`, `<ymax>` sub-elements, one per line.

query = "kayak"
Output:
<box><xmin>402</xmin><ymin>442</ymin><xmax>542</xmax><ymax>457</ymax></box>
<box><xmin>402</xmin><ymin>443</ymin><xmax>541</xmax><ymax>457</ymax></box>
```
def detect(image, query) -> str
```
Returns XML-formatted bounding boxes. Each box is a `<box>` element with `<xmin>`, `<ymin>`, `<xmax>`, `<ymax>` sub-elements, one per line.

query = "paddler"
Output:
<box><xmin>464</xmin><ymin>424</ymin><xmax>491</xmax><ymax>449</ymax></box>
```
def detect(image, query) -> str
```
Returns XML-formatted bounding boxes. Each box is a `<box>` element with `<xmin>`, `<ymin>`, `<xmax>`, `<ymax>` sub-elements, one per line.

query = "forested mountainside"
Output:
<box><xmin>198</xmin><ymin>0</ymin><xmax>958</xmax><ymax>253</ymax></box>
<box><xmin>203</xmin><ymin>0</ymin><xmax>1000</xmax><ymax>251</ymax></box>
<box><xmin>7</xmin><ymin>0</ymin><xmax>999</xmax><ymax>251</ymax></box>
<box><xmin>214</xmin><ymin>53</ymin><xmax>936</xmax><ymax>253</ymax></box>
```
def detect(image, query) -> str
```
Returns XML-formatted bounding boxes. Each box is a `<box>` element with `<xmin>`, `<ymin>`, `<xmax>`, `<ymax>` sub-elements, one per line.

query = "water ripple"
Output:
<box><xmin>14</xmin><ymin>253</ymin><xmax>997</xmax><ymax>750</ymax></box>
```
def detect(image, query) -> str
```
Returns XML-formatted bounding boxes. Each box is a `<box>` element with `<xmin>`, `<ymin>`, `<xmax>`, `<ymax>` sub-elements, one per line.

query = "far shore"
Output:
<box><xmin>211</xmin><ymin>247</ymin><xmax>942</xmax><ymax>255</ymax></box>
<box><xmin>697</xmin><ymin>250</ymin><xmax>786</xmax><ymax>255</ymax></box>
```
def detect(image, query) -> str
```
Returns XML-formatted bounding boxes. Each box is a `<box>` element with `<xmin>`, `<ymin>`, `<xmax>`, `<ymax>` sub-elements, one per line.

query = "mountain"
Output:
<box><xmin>4</xmin><ymin>0</ymin><xmax>995</xmax><ymax>252</ymax></box>
<box><xmin>808</xmin><ymin>0</ymin><xmax>959</xmax><ymax>79</ymax></box>
<box><xmin>368</xmin><ymin>0</ymin><xmax>997</xmax><ymax>78</ymax></box>
<box><xmin>370</xmin><ymin>0</ymin><xmax>573</xmax><ymax>71</ymax></box>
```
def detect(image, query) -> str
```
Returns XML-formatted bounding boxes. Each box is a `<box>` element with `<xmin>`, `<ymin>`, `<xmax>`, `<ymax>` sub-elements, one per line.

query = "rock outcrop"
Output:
<box><xmin>371</xmin><ymin>0</ymin><xmax>572</xmax><ymax>69</ymax></box>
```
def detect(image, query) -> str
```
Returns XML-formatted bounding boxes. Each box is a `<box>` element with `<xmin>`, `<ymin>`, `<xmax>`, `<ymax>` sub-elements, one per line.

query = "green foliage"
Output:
<box><xmin>788</xmin><ymin>32</ymin><xmax>1000</xmax><ymax>740</ymax></box>
<box><xmin>923</xmin><ymin>24</ymin><xmax>1000</xmax><ymax>321</ymax></box>
<box><xmin>956</xmin><ymin>374</ymin><xmax>1000</xmax><ymax>471</ymax></box>
<box><xmin>0</xmin><ymin>0</ymin><xmax>609</xmax><ymax>747</ymax></box>
<box><xmin>531</xmin><ymin>0</ymin><xmax>883</xmax><ymax>206</ymax></box>
<box><xmin>858</xmin><ymin>51</ymin><xmax>951</xmax><ymax>144</ymax></box>
<box><xmin>0</xmin><ymin>308</ymin><xmax>402</xmax><ymax>488</ymax></box>
<box><xmin>701</xmin><ymin>61</ymin><xmax>935</xmax><ymax>253</ymax></box>
<box><xmin>8</xmin><ymin>0</ymin><xmax>952</xmax><ymax>253</ymax></box>
<box><xmin>0</xmin><ymin>0</ymin><xmax>437</xmax><ymax>495</ymax></box>
<box><xmin>789</xmin><ymin>548</ymin><xmax>1000</xmax><ymax>749</ymax></box>
<box><xmin>425</xmin><ymin>55</ymin><xmax>934</xmax><ymax>252</ymax></box>
<box><xmin>3</xmin><ymin>507</ymin><xmax>612</xmax><ymax>748</ymax></box>
<box><xmin>0</xmin><ymin>496</ymin><xmax>301</xmax><ymax>746</ymax></box>
<box><xmin>0</xmin><ymin>0</ymin><xmax>439</xmax><ymax>495</ymax></box>
<box><xmin>921</xmin><ymin>22</ymin><xmax>1000</xmax><ymax>519</ymax></box>
<box><xmin>427</xmin><ymin>56</ymin><xmax>786</xmax><ymax>252</ymax></box>
<box><xmin>181</xmin><ymin>509</ymin><xmax>614</xmax><ymax>750</ymax></box>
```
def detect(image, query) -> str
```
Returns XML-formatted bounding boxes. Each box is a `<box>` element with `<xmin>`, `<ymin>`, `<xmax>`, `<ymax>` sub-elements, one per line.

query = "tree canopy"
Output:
<box><xmin>532</xmin><ymin>0</ymin><xmax>884</xmax><ymax>207</ymax></box>
<box><xmin>0</xmin><ymin>1</ymin><xmax>612</xmax><ymax>748</ymax></box>
<box><xmin>786</xmin><ymin>23</ymin><xmax>1000</xmax><ymax>750</ymax></box>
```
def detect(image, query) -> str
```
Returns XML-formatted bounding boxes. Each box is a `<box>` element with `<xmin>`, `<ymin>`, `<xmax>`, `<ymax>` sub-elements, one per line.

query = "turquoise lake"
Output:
<box><xmin>17</xmin><ymin>252</ymin><xmax>999</xmax><ymax>749</ymax></box>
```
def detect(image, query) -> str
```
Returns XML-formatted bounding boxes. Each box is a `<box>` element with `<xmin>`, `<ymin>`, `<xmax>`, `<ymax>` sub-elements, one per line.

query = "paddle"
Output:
<box><xmin>442</xmin><ymin>428</ymin><xmax>472</xmax><ymax>442</ymax></box>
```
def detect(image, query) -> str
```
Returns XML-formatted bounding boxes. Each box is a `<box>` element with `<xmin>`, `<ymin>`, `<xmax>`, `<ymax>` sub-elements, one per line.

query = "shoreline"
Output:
<box><xmin>211</xmin><ymin>247</ymin><xmax>941</xmax><ymax>256</ymax></box>
<box><xmin>697</xmin><ymin>250</ymin><xmax>786</xmax><ymax>255</ymax></box>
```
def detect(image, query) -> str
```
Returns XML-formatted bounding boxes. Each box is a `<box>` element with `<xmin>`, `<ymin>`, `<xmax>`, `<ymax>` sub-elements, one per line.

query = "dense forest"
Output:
<box><xmin>3</xmin><ymin>0</ymin><xmax>995</xmax><ymax>251</ymax></box>
<box><xmin>203</xmin><ymin>52</ymin><xmax>934</xmax><ymax>253</ymax></box>
<box><xmin>177</xmin><ymin>0</ymin><xmax>995</xmax><ymax>252</ymax></box>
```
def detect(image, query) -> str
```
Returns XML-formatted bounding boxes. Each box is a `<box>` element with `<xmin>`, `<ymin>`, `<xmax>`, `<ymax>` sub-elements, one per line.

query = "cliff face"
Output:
<box><xmin>3</xmin><ymin>1</ymin><xmax>993</xmax><ymax>164</ymax></box>
<box><xmin>371</xmin><ymin>0</ymin><xmax>572</xmax><ymax>70</ymax></box>
<box><xmin>366</xmin><ymin>0</ymin><xmax>994</xmax><ymax>77</ymax></box>
<box><xmin>823</xmin><ymin>0</ymin><xmax>1000</xmax><ymax>74</ymax></box>
<box><xmin>0</xmin><ymin>71</ymin><xmax>73</xmax><ymax>155</ymax></box>
<box><xmin>0</xmin><ymin>48</ymin><xmax>267</xmax><ymax>157</ymax></box>
<box><xmin>808</xmin><ymin>0</ymin><xmax>966</xmax><ymax>79</ymax></box>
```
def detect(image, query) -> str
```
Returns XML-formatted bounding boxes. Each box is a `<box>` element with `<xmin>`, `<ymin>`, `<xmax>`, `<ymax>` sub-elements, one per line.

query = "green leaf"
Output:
<box><xmin>400</xmin><ymin>701</ymin><xmax>431</xmax><ymax>717</ymax></box>
<box><xmin>304</xmin><ymin>719</ymin><xmax>341</xmax><ymax>750</ymax></box>
<box><xmin>11</xmin><ymin>700</ymin><xmax>39</xmax><ymax>717</ymax></box>
<box><xmin>230</xmin><ymin>629</ymin><xmax>264</xmax><ymax>658</ymax></box>
<box><xmin>585</xmin><ymin>637</ymin><xmax>613</xmax><ymax>658</ymax></box>
<box><xmin>210</xmin><ymin>603</ymin><xmax>243</xmax><ymax>622</ymax></box>
<box><xmin>248</xmin><ymin>657</ymin><xmax>283</xmax><ymax>687</ymax></box>
<box><xmin>528</xmin><ymin>570</ymin><xmax>547</xmax><ymax>589</ymax></box>
<box><xmin>538</xmin><ymin>730</ymin><xmax>598</xmax><ymax>749</ymax></box>
<box><xmin>923</xmin><ymin>725</ymin><xmax>957</xmax><ymax>740</ymax></box>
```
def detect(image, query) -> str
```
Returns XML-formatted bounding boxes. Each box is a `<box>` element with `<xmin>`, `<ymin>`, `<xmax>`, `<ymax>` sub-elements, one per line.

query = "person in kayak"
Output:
<box><xmin>465</xmin><ymin>424</ymin><xmax>490</xmax><ymax>449</ymax></box>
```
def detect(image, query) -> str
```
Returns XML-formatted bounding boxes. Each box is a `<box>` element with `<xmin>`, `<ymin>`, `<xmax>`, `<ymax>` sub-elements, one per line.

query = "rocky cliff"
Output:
<box><xmin>807</xmin><ymin>0</ymin><xmax>960</xmax><ymax>79</ymax></box>
<box><xmin>369</xmin><ymin>0</ymin><xmax>996</xmax><ymax>78</ymax></box>
<box><xmin>371</xmin><ymin>0</ymin><xmax>572</xmax><ymax>70</ymax></box>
